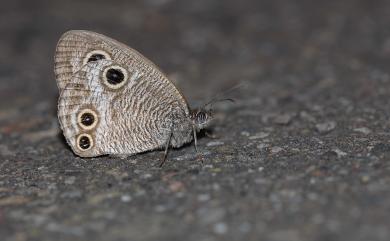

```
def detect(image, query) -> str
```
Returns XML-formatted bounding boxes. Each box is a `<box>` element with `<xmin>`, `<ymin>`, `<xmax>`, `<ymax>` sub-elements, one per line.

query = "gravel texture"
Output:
<box><xmin>1</xmin><ymin>0</ymin><xmax>390</xmax><ymax>241</ymax></box>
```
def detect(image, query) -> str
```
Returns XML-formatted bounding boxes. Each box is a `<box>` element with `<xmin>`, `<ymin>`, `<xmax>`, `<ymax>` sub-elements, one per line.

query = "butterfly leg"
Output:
<box><xmin>193</xmin><ymin>125</ymin><xmax>204</xmax><ymax>164</ymax></box>
<box><xmin>159</xmin><ymin>131</ymin><xmax>173</xmax><ymax>168</ymax></box>
<box><xmin>193</xmin><ymin>125</ymin><xmax>198</xmax><ymax>152</ymax></box>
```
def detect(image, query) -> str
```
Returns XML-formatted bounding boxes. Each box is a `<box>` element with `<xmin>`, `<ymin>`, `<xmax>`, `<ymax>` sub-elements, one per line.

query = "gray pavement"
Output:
<box><xmin>0</xmin><ymin>0</ymin><xmax>390</xmax><ymax>240</ymax></box>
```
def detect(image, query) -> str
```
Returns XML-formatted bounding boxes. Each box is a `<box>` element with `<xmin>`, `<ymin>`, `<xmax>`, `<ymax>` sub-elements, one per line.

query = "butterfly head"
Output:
<box><xmin>190</xmin><ymin>108</ymin><xmax>214</xmax><ymax>130</ymax></box>
<box><xmin>190</xmin><ymin>98</ymin><xmax>234</xmax><ymax>130</ymax></box>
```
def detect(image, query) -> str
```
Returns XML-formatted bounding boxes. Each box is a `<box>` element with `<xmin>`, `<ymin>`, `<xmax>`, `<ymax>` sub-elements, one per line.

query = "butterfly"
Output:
<box><xmin>54</xmin><ymin>30</ymin><xmax>215</xmax><ymax>164</ymax></box>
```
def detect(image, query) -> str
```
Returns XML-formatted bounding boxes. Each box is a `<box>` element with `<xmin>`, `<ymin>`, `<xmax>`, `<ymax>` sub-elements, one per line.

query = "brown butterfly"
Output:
<box><xmin>54</xmin><ymin>30</ymin><xmax>215</xmax><ymax>164</ymax></box>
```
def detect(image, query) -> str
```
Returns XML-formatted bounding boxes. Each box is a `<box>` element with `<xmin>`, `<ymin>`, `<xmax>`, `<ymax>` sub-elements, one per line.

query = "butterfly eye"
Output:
<box><xmin>77</xmin><ymin>109</ymin><xmax>98</xmax><ymax>130</ymax></box>
<box><xmin>102</xmin><ymin>66</ymin><xmax>129</xmax><ymax>89</ymax></box>
<box><xmin>197</xmin><ymin>112</ymin><xmax>207</xmax><ymax>122</ymax></box>
<box><xmin>77</xmin><ymin>134</ymin><xmax>93</xmax><ymax>151</ymax></box>
<box><xmin>83</xmin><ymin>50</ymin><xmax>111</xmax><ymax>65</ymax></box>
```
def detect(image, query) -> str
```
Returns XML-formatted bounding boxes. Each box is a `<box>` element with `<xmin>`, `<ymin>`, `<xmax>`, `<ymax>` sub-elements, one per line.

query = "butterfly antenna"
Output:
<box><xmin>203</xmin><ymin>98</ymin><xmax>235</xmax><ymax>109</ymax></box>
<box><xmin>202</xmin><ymin>82</ymin><xmax>244</xmax><ymax>109</ymax></box>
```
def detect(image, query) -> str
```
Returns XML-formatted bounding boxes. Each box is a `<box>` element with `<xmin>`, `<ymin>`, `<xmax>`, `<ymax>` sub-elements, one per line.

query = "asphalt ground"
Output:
<box><xmin>0</xmin><ymin>0</ymin><xmax>389</xmax><ymax>240</ymax></box>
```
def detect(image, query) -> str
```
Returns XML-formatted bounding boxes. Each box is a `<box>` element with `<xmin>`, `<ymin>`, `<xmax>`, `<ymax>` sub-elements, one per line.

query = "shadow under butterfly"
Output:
<box><xmin>54</xmin><ymin>30</ymin><xmax>234</xmax><ymax>166</ymax></box>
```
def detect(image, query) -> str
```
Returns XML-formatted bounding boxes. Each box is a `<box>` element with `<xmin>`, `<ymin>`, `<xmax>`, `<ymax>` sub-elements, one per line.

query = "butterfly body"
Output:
<box><xmin>55</xmin><ymin>30</ymin><xmax>210</xmax><ymax>158</ymax></box>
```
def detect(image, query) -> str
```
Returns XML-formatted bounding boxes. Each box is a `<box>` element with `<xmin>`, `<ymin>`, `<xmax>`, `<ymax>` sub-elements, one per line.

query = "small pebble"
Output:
<box><xmin>64</xmin><ymin>176</ymin><xmax>76</xmax><ymax>185</ymax></box>
<box><xmin>175</xmin><ymin>192</ymin><xmax>185</xmax><ymax>198</ymax></box>
<box><xmin>361</xmin><ymin>175</ymin><xmax>370</xmax><ymax>183</ymax></box>
<box><xmin>120</xmin><ymin>195</ymin><xmax>132</xmax><ymax>202</ymax></box>
<box><xmin>46</xmin><ymin>222</ymin><xmax>84</xmax><ymax>236</ymax></box>
<box><xmin>60</xmin><ymin>190</ymin><xmax>82</xmax><ymax>199</ymax></box>
<box><xmin>307</xmin><ymin>192</ymin><xmax>319</xmax><ymax>200</ymax></box>
<box><xmin>249</xmin><ymin>132</ymin><xmax>269</xmax><ymax>140</ymax></box>
<box><xmin>257</xmin><ymin>143</ymin><xmax>269</xmax><ymax>149</ymax></box>
<box><xmin>0</xmin><ymin>145</ymin><xmax>14</xmax><ymax>156</ymax></box>
<box><xmin>129</xmin><ymin>160</ymin><xmax>137</xmax><ymax>164</ymax></box>
<box><xmin>88</xmin><ymin>192</ymin><xmax>118</xmax><ymax>205</ymax></box>
<box><xmin>333</xmin><ymin>148</ymin><xmax>347</xmax><ymax>157</ymax></box>
<box><xmin>197</xmin><ymin>194</ymin><xmax>210</xmax><ymax>202</ymax></box>
<box><xmin>213</xmin><ymin>222</ymin><xmax>228</xmax><ymax>234</ymax></box>
<box><xmin>198</xmin><ymin>208</ymin><xmax>226</xmax><ymax>224</ymax></box>
<box><xmin>254</xmin><ymin>178</ymin><xmax>269</xmax><ymax>184</ymax></box>
<box><xmin>241</xmin><ymin>131</ymin><xmax>250</xmax><ymax>137</ymax></box>
<box><xmin>212</xmin><ymin>183</ymin><xmax>220</xmax><ymax>191</ymax></box>
<box><xmin>155</xmin><ymin>205</ymin><xmax>167</xmax><ymax>212</ymax></box>
<box><xmin>142</xmin><ymin>173</ymin><xmax>152</xmax><ymax>179</ymax></box>
<box><xmin>273</xmin><ymin>113</ymin><xmax>294</xmax><ymax>125</ymax></box>
<box><xmin>270</xmin><ymin>146</ymin><xmax>283</xmax><ymax>154</ymax></box>
<box><xmin>353</xmin><ymin>127</ymin><xmax>371</xmax><ymax>135</ymax></box>
<box><xmin>169</xmin><ymin>181</ymin><xmax>184</xmax><ymax>192</ymax></box>
<box><xmin>315</xmin><ymin>121</ymin><xmax>336</xmax><ymax>134</ymax></box>
<box><xmin>135</xmin><ymin>190</ymin><xmax>146</xmax><ymax>196</ymax></box>
<box><xmin>206</xmin><ymin>141</ymin><xmax>224</xmax><ymax>147</ymax></box>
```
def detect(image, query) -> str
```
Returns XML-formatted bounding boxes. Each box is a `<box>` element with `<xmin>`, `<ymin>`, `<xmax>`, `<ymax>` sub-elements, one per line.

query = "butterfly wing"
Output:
<box><xmin>55</xmin><ymin>30</ymin><xmax>192</xmax><ymax>157</ymax></box>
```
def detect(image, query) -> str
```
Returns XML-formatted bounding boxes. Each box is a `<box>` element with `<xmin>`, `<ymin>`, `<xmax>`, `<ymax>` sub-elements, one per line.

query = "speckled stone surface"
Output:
<box><xmin>1</xmin><ymin>0</ymin><xmax>390</xmax><ymax>240</ymax></box>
